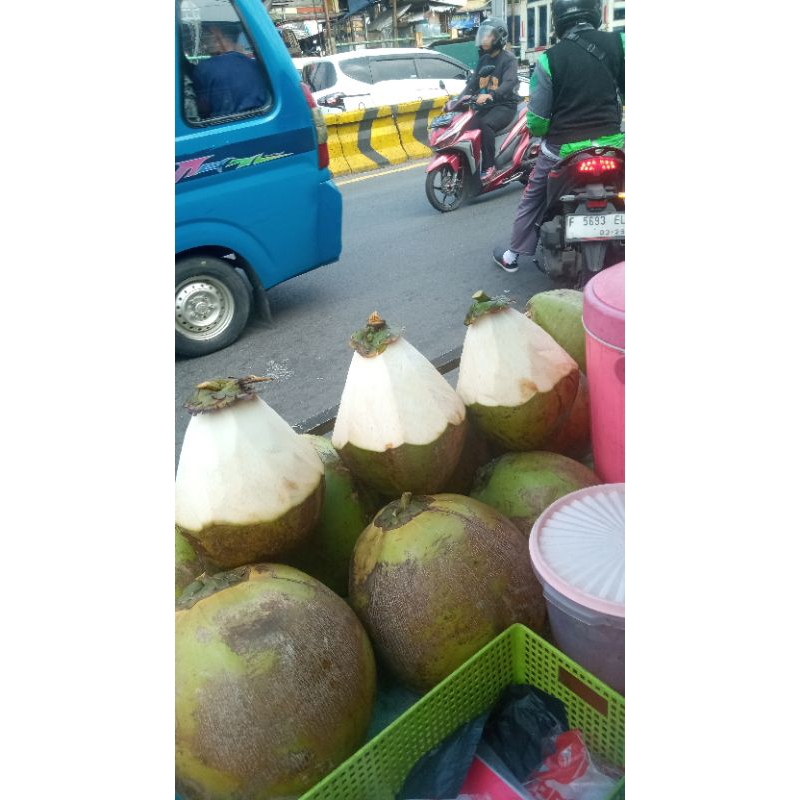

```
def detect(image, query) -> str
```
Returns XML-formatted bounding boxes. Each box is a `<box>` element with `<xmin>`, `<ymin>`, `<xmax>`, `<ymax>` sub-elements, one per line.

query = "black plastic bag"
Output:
<box><xmin>397</xmin><ymin>684</ymin><xmax>569</xmax><ymax>799</ymax></box>
<box><xmin>480</xmin><ymin>684</ymin><xmax>569</xmax><ymax>783</ymax></box>
<box><xmin>397</xmin><ymin>712</ymin><xmax>489</xmax><ymax>800</ymax></box>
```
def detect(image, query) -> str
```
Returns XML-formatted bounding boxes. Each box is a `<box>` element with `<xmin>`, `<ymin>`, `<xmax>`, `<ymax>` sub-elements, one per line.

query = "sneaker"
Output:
<box><xmin>492</xmin><ymin>247</ymin><xmax>519</xmax><ymax>273</ymax></box>
<box><xmin>480</xmin><ymin>166</ymin><xmax>497</xmax><ymax>182</ymax></box>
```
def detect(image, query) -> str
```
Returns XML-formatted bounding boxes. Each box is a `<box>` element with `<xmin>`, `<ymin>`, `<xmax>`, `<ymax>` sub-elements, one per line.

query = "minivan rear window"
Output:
<box><xmin>179</xmin><ymin>0</ymin><xmax>272</xmax><ymax>125</ymax></box>
<box><xmin>339</xmin><ymin>58</ymin><xmax>373</xmax><ymax>84</ymax></box>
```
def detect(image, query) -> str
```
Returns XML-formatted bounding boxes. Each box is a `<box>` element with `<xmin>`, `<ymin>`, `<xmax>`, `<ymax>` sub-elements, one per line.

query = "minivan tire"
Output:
<box><xmin>175</xmin><ymin>256</ymin><xmax>252</xmax><ymax>358</ymax></box>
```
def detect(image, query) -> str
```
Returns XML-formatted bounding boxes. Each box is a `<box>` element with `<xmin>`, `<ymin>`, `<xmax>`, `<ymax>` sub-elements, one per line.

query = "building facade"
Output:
<box><xmin>502</xmin><ymin>0</ymin><xmax>625</xmax><ymax>62</ymax></box>
<box><xmin>266</xmin><ymin>0</ymin><xmax>625</xmax><ymax>60</ymax></box>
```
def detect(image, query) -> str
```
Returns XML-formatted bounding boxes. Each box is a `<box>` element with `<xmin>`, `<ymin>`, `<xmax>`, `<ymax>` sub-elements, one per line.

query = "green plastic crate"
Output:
<box><xmin>299</xmin><ymin>624</ymin><xmax>625</xmax><ymax>800</ymax></box>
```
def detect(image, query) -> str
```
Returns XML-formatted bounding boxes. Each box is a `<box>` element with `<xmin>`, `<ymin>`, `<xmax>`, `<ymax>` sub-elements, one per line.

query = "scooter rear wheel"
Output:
<box><xmin>425</xmin><ymin>163</ymin><xmax>466</xmax><ymax>212</ymax></box>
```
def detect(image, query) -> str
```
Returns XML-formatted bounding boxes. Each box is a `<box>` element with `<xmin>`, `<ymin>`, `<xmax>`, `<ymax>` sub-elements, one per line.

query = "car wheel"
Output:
<box><xmin>175</xmin><ymin>256</ymin><xmax>251</xmax><ymax>358</ymax></box>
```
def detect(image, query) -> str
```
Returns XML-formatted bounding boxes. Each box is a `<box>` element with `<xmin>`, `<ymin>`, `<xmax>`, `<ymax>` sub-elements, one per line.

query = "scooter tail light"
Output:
<box><xmin>577</xmin><ymin>157</ymin><xmax>621</xmax><ymax>175</ymax></box>
<box><xmin>586</xmin><ymin>199</ymin><xmax>607</xmax><ymax>209</ymax></box>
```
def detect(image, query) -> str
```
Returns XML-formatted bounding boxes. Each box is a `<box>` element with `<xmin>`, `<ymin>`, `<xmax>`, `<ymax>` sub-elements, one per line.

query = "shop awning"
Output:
<box><xmin>367</xmin><ymin>4</ymin><xmax>412</xmax><ymax>31</ymax></box>
<box><xmin>339</xmin><ymin>0</ymin><xmax>380</xmax><ymax>18</ymax></box>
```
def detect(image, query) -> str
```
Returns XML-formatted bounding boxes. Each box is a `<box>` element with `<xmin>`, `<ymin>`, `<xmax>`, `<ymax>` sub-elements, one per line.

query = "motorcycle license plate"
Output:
<box><xmin>565</xmin><ymin>213</ymin><xmax>625</xmax><ymax>242</ymax></box>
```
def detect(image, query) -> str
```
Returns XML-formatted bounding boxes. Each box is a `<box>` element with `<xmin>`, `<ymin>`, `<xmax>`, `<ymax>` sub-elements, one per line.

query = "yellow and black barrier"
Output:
<box><xmin>323</xmin><ymin>96</ymin><xmax>450</xmax><ymax>177</ymax></box>
<box><xmin>326</xmin><ymin>105</ymin><xmax>407</xmax><ymax>175</ymax></box>
<box><xmin>393</xmin><ymin>97</ymin><xmax>449</xmax><ymax>160</ymax></box>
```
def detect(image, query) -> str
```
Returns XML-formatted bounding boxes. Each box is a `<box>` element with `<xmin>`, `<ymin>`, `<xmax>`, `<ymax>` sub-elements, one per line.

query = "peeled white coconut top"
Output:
<box><xmin>332</xmin><ymin>337</ymin><xmax>466</xmax><ymax>451</ymax></box>
<box><xmin>175</xmin><ymin>396</ymin><xmax>324</xmax><ymax>530</ymax></box>
<box><xmin>457</xmin><ymin>307</ymin><xmax>578</xmax><ymax>408</ymax></box>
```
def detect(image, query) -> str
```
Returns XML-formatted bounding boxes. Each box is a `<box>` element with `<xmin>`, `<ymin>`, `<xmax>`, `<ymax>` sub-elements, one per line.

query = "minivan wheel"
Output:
<box><xmin>175</xmin><ymin>257</ymin><xmax>251</xmax><ymax>358</ymax></box>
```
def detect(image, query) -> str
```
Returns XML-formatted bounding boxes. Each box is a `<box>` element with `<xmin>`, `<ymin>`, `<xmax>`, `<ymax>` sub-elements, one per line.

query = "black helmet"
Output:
<box><xmin>475</xmin><ymin>18</ymin><xmax>508</xmax><ymax>53</ymax></box>
<box><xmin>551</xmin><ymin>0</ymin><xmax>601</xmax><ymax>39</ymax></box>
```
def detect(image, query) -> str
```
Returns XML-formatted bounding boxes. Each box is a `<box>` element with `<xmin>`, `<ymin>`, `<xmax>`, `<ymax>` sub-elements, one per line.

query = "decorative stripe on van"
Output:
<box><xmin>175</xmin><ymin>129</ymin><xmax>314</xmax><ymax>184</ymax></box>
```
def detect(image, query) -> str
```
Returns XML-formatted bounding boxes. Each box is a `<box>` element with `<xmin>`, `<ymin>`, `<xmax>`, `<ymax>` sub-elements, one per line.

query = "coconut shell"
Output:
<box><xmin>177</xmin><ymin>479</ymin><xmax>324</xmax><ymax>570</ymax></box>
<box><xmin>349</xmin><ymin>493</ymin><xmax>547</xmax><ymax>692</ymax></box>
<box><xmin>470</xmin><ymin>451</ymin><xmax>600</xmax><ymax>535</ymax></box>
<box><xmin>526</xmin><ymin>289</ymin><xmax>587</xmax><ymax>373</ymax></box>
<box><xmin>439</xmin><ymin>419</ymin><xmax>495</xmax><ymax>495</ymax></box>
<box><xmin>175</xmin><ymin>527</ymin><xmax>205</xmax><ymax>600</ymax></box>
<box><xmin>176</xmin><ymin>391</ymin><xmax>326</xmax><ymax>571</ymax></box>
<box><xmin>175</xmin><ymin>564</ymin><xmax>376</xmax><ymax>800</ymax></box>
<box><xmin>457</xmin><ymin>301</ymin><xmax>580</xmax><ymax>453</ymax></box>
<box><xmin>282</xmin><ymin>435</ymin><xmax>384</xmax><ymax>596</ymax></box>
<box><xmin>466</xmin><ymin>368</ymin><xmax>579</xmax><ymax>452</ymax></box>
<box><xmin>332</xmin><ymin>330</ymin><xmax>467</xmax><ymax>498</ymax></box>
<box><xmin>539</xmin><ymin>372</ymin><xmax>592</xmax><ymax>461</ymax></box>
<box><xmin>337</xmin><ymin>419</ymin><xmax>467</xmax><ymax>497</ymax></box>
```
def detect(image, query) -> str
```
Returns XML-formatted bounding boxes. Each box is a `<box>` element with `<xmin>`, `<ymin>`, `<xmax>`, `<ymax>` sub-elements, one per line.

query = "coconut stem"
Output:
<box><xmin>350</xmin><ymin>312</ymin><xmax>402</xmax><ymax>358</ymax></box>
<box><xmin>464</xmin><ymin>291</ymin><xmax>513</xmax><ymax>326</ymax></box>
<box><xmin>184</xmin><ymin>375</ymin><xmax>272</xmax><ymax>415</ymax></box>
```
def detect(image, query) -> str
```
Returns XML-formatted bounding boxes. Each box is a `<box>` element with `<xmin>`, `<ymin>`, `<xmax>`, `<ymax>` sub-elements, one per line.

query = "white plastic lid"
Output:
<box><xmin>529</xmin><ymin>484</ymin><xmax>625</xmax><ymax>618</ymax></box>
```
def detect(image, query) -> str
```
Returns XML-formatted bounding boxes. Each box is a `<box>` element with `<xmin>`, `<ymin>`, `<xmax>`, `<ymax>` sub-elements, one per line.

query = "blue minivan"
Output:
<box><xmin>176</xmin><ymin>0</ymin><xmax>342</xmax><ymax>357</ymax></box>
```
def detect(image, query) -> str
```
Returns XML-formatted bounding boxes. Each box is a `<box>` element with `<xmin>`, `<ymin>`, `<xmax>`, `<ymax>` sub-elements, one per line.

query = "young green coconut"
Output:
<box><xmin>457</xmin><ymin>292</ymin><xmax>580</xmax><ymax>452</ymax></box>
<box><xmin>175</xmin><ymin>376</ymin><xmax>324</xmax><ymax>570</ymax></box>
<box><xmin>282</xmin><ymin>434</ymin><xmax>384</xmax><ymax>596</ymax></box>
<box><xmin>350</xmin><ymin>492</ymin><xmax>548</xmax><ymax>692</ymax></box>
<box><xmin>539</xmin><ymin>371</ymin><xmax>592</xmax><ymax>461</ymax></box>
<box><xmin>176</xmin><ymin>564</ymin><xmax>377</xmax><ymax>800</ymax></box>
<box><xmin>526</xmin><ymin>288</ymin><xmax>587</xmax><ymax>373</ymax></box>
<box><xmin>332</xmin><ymin>312</ymin><xmax>467</xmax><ymax>497</ymax></box>
<box><xmin>470</xmin><ymin>451</ymin><xmax>601</xmax><ymax>536</ymax></box>
<box><xmin>175</xmin><ymin>527</ymin><xmax>205</xmax><ymax>601</ymax></box>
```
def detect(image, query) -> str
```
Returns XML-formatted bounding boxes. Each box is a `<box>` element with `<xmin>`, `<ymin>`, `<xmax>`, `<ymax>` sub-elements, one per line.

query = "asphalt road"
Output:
<box><xmin>175</xmin><ymin>159</ymin><xmax>560</xmax><ymax>469</ymax></box>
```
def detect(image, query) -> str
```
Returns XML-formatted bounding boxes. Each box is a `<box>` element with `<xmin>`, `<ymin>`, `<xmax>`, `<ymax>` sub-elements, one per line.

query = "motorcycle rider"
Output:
<box><xmin>493</xmin><ymin>0</ymin><xmax>624</xmax><ymax>272</ymax></box>
<box><xmin>457</xmin><ymin>19</ymin><xmax>520</xmax><ymax>182</ymax></box>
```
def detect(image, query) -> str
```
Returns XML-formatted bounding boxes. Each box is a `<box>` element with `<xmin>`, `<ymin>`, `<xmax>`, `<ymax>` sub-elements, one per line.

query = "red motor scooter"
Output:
<box><xmin>425</xmin><ymin>90</ymin><xmax>538</xmax><ymax>213</ymax></box>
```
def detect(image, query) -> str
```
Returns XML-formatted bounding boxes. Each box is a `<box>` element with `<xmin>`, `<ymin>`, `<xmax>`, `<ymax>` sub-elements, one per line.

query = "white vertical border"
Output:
<box><xmin>627</xmin><ymin>2</ymin><xmax>797</xmax><ymax>797</ymax></box>
<box><xmin>3</xmin><ymin>1</ymin><xmax>173</xmax><ymax>797</ymax></box>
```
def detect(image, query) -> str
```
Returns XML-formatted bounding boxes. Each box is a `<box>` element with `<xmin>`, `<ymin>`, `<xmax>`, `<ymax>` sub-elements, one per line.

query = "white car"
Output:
<box><xmin>291</xmin><ymin>56</ymin><xmax>320</xmax><ymax>81</ymax></box>
<box><xmin>300</xmin><ymin>48</ymin><xmax>476</xmax><ymax>114</ymax></box>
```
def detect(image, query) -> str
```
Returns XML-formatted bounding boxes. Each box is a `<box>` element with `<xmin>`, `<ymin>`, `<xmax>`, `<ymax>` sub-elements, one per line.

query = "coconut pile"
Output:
<box><xmin>174</xmin><ymin>294</ymin><xmax>602</xmax><ymax>800</ymax></box>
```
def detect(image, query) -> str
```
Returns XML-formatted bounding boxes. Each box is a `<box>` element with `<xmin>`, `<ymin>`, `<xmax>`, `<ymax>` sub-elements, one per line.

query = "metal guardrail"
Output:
<box><xmin>293</xmin><ymin>345</ymin><xmax>463</xmax><ymax>436</ymax></box>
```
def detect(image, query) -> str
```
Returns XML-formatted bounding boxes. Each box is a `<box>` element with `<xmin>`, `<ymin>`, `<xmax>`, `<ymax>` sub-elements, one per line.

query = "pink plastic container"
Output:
<box><xmin>583</xmin><ymin>262</ymin><xmax>625</xmax><ymax>483</ymax></box>
<box><xmin>529</xmin><ymin>483</ymin><xmax>625</xmax><ymax>695</ymax></box>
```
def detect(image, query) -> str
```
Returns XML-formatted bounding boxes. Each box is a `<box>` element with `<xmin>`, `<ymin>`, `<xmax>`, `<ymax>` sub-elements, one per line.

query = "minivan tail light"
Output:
<box><xmin>300</xmin><ymin>82</ymin><xmax>330</xmax><ymax>170</ymax></box>
<box><xmin>577</xmin><ymin>157</ymin><xmax>621</xmax><ymax>176</ymax></box>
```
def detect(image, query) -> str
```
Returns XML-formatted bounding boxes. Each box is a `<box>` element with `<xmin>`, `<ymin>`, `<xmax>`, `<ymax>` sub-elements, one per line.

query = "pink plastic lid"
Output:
<box><xmin>529</xmin><ymin>484</ymin><xmax>625</xmax><ymax>618</ymax></box>
<box><xmin>582</xmin><ymin>262</ymin><xmax>625</xmax><ymax>350</ymax></box>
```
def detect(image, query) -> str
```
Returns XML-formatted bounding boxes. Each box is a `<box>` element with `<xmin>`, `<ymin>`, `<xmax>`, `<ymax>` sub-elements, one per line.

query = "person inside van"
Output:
<box><xmin>193</xmin><ymin>24</ymin><xmax>268</xmax><ymax>119</ymax></box>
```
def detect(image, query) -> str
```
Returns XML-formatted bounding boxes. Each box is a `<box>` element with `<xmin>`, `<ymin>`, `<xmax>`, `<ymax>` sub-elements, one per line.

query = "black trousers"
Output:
<box><xmin>465</xmin><ymin>104</ymin><xmax>516</xmax><ymax>170</ymax></box>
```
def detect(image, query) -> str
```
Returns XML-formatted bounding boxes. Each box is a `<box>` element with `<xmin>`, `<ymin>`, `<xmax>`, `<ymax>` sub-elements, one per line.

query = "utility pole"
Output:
<box><xmin>392</xmin><ymin>0</ymin><xmax>398</xmax><ymax>46</ymax></box>
<box><xmin>322</xmin><ymin>0</ymin><xmax>336</xmax><ymax>53</ymax></box>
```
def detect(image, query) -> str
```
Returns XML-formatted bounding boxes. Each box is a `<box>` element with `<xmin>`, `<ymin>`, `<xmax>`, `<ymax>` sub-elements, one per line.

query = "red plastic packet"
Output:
<box><xmin>524</xmin><ymin>731</ymin><xmax>617</xmax><ymax>800</ymax></box>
